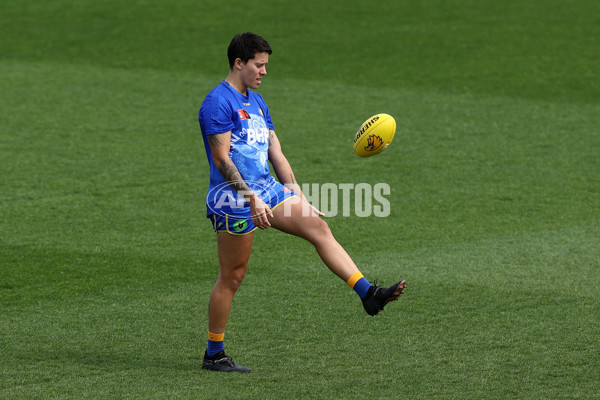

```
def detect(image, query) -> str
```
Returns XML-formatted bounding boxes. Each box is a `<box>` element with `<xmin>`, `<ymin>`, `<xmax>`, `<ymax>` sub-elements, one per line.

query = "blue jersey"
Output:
<box><xmin>199</xmin><ymin>81</ymin><xmax>280</xmax><ymax>218</ymax></box>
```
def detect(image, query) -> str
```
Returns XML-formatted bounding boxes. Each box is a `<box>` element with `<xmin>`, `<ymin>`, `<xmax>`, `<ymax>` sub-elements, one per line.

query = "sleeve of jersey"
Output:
<box><xmin>256</xmin><ymin>94</ymin><xmax>275</xmax><ymax>130</ymax></box>
<box><xmin>202</xmin><ymin>94</ymin><xmax>236</xmax><ymax>135</ymax></box>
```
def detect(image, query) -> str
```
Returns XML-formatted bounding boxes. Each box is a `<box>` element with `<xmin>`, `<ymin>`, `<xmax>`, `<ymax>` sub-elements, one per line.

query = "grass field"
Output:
<box><xmin>1</xmin><ymin>0</ymin><xmax>599</xmax><ymax>399</ymax></box>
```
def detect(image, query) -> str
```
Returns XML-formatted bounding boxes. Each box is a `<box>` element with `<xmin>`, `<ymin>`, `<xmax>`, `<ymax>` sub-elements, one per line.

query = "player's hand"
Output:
<box><xmin>301</xmin><ymin>196</ymin><xmax>325</xmax><ymax>217</ymax></box>
<box><xmin>249</xmin><ymin>196</ymin><xmax>273</xmax><ymax>230</ymax></box>
<box><xmin>309</xmin><ymin>203</ymin><xmax>325</xmax><ymax>216</ymax></box>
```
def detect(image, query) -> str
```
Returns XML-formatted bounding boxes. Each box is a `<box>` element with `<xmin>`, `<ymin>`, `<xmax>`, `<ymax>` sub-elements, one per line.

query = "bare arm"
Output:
<box><xmin>267</xmin><ymin>130</ymin><xmax>299</xmax><ymax>190</ymax></box>
<box><xmin>267</xmin><ymin>130</ymin><xmax>324</xmax><ymax>216</ymax></box>
<box><xmin>207</xmin><ymin>131</ymin><xmax>273</xmax><ymax>229</ymax></box>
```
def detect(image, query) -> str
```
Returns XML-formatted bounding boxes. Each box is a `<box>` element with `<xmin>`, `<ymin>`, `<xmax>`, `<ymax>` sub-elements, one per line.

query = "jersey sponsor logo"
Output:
<box><xmin>245</xmin><ymin>113</ymin><xmax>269</xmax><ymax>145</ymax></box>
<box><xmin>238</xmin><ymin>109</ymin><xmax>251</xmax><ymax>120</ymax></box>
<box><xmin>247</xmin><ymin>129</ymin><xmax>268</xmax><ymax>145</ymax></box>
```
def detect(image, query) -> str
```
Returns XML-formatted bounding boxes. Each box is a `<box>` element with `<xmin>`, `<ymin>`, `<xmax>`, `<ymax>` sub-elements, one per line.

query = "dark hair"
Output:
<box><xmin>227</xmin><ymin>32</ymin><xmax>272</xmax><ymax>69</ymax></box>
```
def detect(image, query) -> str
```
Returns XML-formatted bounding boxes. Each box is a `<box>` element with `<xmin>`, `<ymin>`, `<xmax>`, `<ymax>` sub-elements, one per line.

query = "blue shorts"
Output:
<box><xmin>208</xmin><ymin>183</ymin><xmax>296</xmax><ymax>235</ymax></box>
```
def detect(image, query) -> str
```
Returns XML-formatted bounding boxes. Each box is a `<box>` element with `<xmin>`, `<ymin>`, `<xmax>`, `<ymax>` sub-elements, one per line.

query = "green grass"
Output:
<box><xmin>1</xmin><ymin>0</ymin><xmax>599</xmax><ymax>399</ymax></box>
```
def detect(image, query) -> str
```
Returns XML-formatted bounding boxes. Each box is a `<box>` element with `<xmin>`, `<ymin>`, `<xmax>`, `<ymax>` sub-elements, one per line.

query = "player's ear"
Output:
<box><xmin>234</xmin><ymin>58</ymin><xmax>244</xmax><ymax>70</ymax></box>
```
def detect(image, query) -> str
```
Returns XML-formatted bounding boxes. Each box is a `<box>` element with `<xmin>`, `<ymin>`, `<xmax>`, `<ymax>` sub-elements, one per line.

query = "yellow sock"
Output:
<box><xmin>346</xmin><ymin>271</ymin><xmax>372</xmax><ymax>299</ymax></box>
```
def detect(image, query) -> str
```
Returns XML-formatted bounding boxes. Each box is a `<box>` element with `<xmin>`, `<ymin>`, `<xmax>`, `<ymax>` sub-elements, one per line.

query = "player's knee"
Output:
<box><xmin>224</xmin><ymin>275</ymin><xmax>244</xmax><ymax>293</ymax></box>
<box><xmin>230</xmin><ymin>277</ymin><xmax>244</xmax><ymax>292</ymax></box>
<box><xmin>306</xmin><ymin>216</ymin><xmax>333</xmax><ymax>244</ymax></box>
<box><xmin>220</xmin><ymin>266</ymin><xmax>247</xmax><ymax>292</ymax></box>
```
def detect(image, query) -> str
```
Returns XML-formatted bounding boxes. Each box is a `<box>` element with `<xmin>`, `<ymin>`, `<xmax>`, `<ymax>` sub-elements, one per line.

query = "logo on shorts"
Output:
<box><xmin>231</xmin><ymin>219</ymin><xmax>248</xmax><ymax>232</ymax></box>
<box><xmin>207</xmin><ymin>180</ymin><xmax>279</xmax><ymax>218</ymax></box>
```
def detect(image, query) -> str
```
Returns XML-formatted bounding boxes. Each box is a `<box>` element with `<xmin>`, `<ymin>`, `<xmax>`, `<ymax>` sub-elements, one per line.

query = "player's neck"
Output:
<box><xmin>225</xmin><ymin>74</ymin><xmax>248</xmax><ymax>96</ymax></box>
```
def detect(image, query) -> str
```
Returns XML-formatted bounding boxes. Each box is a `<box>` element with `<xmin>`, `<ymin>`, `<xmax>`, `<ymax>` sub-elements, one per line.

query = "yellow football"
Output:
<box><xmin>353</xmin><ymin>113</ymin><xmax>396</xmax><ymax>157</ymax></box>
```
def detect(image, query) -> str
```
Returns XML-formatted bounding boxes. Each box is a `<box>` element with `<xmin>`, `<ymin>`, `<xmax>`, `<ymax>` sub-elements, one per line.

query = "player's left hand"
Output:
<box><xmin>301</xmin><ymin>197</ymin><xmax>324</xmax><ymax>217</ymax></box>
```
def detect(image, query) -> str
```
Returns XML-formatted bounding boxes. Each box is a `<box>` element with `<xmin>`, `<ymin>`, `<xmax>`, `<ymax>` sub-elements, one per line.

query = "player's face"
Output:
<box><xmin>240</xmin><ymin>52</ymin><xmax>269</xmax><ymax>90</ymax></box>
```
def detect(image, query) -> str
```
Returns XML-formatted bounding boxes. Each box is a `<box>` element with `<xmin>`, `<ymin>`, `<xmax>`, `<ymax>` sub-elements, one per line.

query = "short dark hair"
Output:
<box><xmin>227</xmin><ymin>32</ymin><xmax>272</xmax><ymax>69</ymax></box>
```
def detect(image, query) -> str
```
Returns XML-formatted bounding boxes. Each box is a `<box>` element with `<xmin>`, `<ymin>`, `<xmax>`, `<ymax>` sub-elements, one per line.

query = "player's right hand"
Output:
<box><xmin>249</xmin><ymin>196</ymin><xmax>273</xmax><ymax>230</ymax></box>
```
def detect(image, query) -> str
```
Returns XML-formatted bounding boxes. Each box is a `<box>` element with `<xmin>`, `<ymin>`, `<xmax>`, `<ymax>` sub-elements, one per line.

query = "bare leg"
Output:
<box><xmin>208</xmin><ymin>231</ymin><xmax>254</xmax><ymax>334</ymax></box>
<box><xmin>269</xmin><ymin>197</ymin><xmax>359</xmax><ymax>282</ymax></box>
